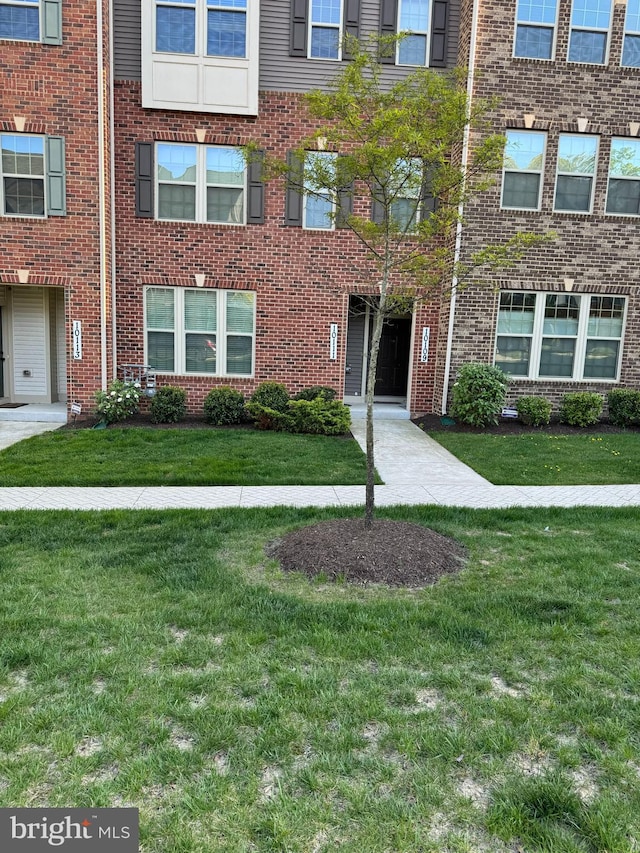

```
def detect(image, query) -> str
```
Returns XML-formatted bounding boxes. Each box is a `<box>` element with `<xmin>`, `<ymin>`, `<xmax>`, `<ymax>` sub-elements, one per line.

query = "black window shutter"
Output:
<box><xmin>335</xmin><ymin>155</ymin><xmax>353</xmax><ymax>228</ymax></box>
<box><xmin>135</xmin><ymin>142</ymin><xmax>154</xmax><ymax>218</ymax></box>
<box><xmin>429</xmin><ymin>0</ymin><xmax>448</xmax><ymax>67</ymax></box>
<box><xmin>342</xmin><ymin>0</ymin><xmax>360</xmax><ymax>60</ymax></box>
<box><xmin>379</xmin><ymin>0</ymin><xmax>398</xmax><ymax>64</ymax></box>
<box><xmin>284</xmin><ymin>151</ymin><xmax>303</xmax><ymax>227</ymax></box>
<box><xmin>247</xmin><ymin>150</ymin><xmax>265</xmax><ymax>224</ymax></box>
<box><xmin>290</xmin><ymin>0</ymin><xmax>308</xmax><ymax>57</ymax></box>
<box><xmin>420</xmin><ymin>165</ymin><xmax>438</xmax><ymax>219</ymax></box>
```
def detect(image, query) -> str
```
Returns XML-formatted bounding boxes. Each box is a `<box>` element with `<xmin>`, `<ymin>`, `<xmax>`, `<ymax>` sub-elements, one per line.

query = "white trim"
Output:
<box><xmin>308</xmin><ymin>0</ymin><xmax>344</xmax><ymax>61</ymax></box>
<box><xmin>553</xmin><ymin>133</ymin><xmax>598</xmax><ymax>214</ymax></box>
<box><xmin>396</xmin><ymin>0</ymin><xmax>431</xmax><ymax>67</ymax></box>
<box><xmin>512</xmin><ymin>0</ymin><xmax>559</xmax><ymax>60</ymax></box>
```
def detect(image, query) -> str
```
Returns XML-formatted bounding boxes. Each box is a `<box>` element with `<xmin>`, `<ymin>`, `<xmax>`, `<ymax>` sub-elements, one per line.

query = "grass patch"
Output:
<box><xmin>0</xmin><ymin>428</ymin><xmax>373</xmax><ymax>486</ymax></box>
<box><xmin>0</xmin><ymin>505</ymin><xmax>639</xmax><ymax>851</ymax></box>
<box><xmin>430</xmin><ymin>432</ymin><xmax>640</xmax><ymax>485</ymax></box>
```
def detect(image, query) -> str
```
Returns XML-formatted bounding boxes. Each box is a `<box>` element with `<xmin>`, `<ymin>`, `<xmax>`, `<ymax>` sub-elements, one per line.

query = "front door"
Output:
<box><xmin>374</xmin><ymin>318</ymin><xmax>411</xmax><ymax>396</ymax></box>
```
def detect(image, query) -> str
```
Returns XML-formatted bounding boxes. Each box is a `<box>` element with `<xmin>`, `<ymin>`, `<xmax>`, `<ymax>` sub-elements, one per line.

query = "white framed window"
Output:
<box><xmin>397</xmin><ymin>0</ymin><xmax>431</xmax><ymax>66</ymax></box>
<box><xmin>145</xmin><ymin>286</ymin><xmax>255</xmax><ymax>376</ymax></box>
<box><xmin>303</xmin><ymin>151</ymin><xmax>336</xmax><ymax>230</ymax></box>
<box><xmin>568</xmin><ymin>0</ymin><xmax>612</xmax><ymax>64</ymax></box>
<box><xmin>156</xmin><ymin>142</ymin><xmax>246</xmax><ymax>224</ymax></box>
<box><xmin>495</xmin><ymin>292</ymin><xmax>626</xmax><ymax>381</ymax></box>
<box><xmin>0</xmin><ymin>0</ymin><xmax>38</xmax><ymax>40</ymax></box>
<box><xmin>514</xmin><ymin>0</ymin><xmax>558</xmax><ymax>59</ymax></box>
<box><xmin>622</xmin><ymin>0</ymin><xmax>640</xmax><ymax>66</ymax></box>
<box><xmin>155</xmin><ymin>0</ymin><xmax>247</xmax><ymax>57</ymax></box>
<box><xmin>501</xmin><ymin>130</ymin><xmax>546</xmax><ymax>211</ymax></box>
<box><xmin>553</xmin><ymin>134</ymin><xmax>598</xmax><ymax>213</ymax></box>
<box><xmin>606</xmin><ymin>138</ymin><xmax>640</xmax><ymax>215</ymax></box>
<box><xmin>309</xmin><ymin>0</ymin><xmax>343</xmax><ymax>59</ymax></box>
<box><xmin>389</xmin><ymin>157</ymin><xmax>424</xmax><ymax>231</ymax></box>
<box><xmin>0</xmin><ymin>133</ymin><xmax>65</xmax><ymax>217</ymax></box>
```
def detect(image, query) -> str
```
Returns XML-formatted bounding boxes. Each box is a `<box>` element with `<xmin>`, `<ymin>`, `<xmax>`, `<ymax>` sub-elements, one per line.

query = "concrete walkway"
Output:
<box><xmin>0</xmin><ymin>416</ymin><xmax>639</xmax><ymax>510</ymax></box>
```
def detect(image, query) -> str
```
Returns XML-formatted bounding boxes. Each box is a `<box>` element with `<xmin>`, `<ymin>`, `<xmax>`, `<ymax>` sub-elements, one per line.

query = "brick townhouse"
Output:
<box><xmin>1</xmin><ymin>0</ymin><xmax>639</xmax><ymax>422</ymax></box>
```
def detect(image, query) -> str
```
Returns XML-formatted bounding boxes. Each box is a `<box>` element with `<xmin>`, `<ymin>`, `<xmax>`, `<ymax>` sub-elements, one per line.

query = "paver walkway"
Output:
<box><xmin>0</xmin><ymin>417</ymin><xmax>639</xmax><ymax>510</ymax></box>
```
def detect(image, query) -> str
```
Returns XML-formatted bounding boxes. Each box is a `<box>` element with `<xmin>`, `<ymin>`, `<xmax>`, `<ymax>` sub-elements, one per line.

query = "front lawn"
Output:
<box><xmin>0</xmin><ymin>428</ymin><xmax>372</xmax><ymax>486</ymax></box>
<box><xmin>430</xmin><ymin>431</ymin><xmax>640</xmax><ymax>485</ymax></box>
<box><xmin>1</xmin><ymin>505</ymin><xmax>639</xmax><ymax>852</ymax></box>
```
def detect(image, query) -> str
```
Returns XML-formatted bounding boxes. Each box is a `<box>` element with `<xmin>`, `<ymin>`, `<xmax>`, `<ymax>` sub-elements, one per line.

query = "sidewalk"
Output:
<box><xmin>0</xmin><ymin>417</ymin><xmax>639</xmax><ymax>510</ymax></box>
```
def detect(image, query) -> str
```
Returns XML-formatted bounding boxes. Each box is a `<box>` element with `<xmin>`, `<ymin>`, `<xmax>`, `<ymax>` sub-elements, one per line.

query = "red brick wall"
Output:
<box><xmin>113</xmin><ymin>85</ymin><xmax>442</xmax><ymax>415</ymax></box>
<box><xmin>0</xmin><ymin>0</ymin><xmax>113</xmax><ymax>412</ymax></box>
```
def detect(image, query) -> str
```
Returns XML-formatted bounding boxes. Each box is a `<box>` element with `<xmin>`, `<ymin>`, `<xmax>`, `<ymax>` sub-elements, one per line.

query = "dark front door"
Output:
<box><xmin>375</xmin><ymin>318</ymin><xmax>411</xmax><ymax>396</ymax></box>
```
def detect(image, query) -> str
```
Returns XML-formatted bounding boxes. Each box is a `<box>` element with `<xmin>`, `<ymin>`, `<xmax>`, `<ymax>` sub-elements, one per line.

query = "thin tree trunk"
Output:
<box><xmin>364</xmin><ymin>287</ymin><xmax>388</xmax><ymax>529</ymax></box>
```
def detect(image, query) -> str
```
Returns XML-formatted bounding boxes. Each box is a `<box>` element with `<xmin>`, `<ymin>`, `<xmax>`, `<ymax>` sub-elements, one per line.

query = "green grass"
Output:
<box><xmin>0</xmin><ymin>428</ymin><xmax>373</xmax><ymax>486</ymax></box>
<box><xmin>1</xmin><ymin>504</ymin><xmax>639</xmax><ymax>851</ymax></box>
<box><xmin>430</xmin><ymin>432</ymin><xmax>640</xmax><ymax>485</ymax></box>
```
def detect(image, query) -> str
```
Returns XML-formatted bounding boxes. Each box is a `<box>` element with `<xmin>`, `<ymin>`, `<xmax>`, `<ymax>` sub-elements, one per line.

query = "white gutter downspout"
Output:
<box><xmin>109</xmin><ymin>0</ymin><xmax>117</xmax><ymax>379</ymax></box>
<box><xmin>441</xmin><ymin>0</ymin><xmax>481</xmax><ymax>414</ymax></box>
<box><xmin>96</xmin><ymin>0</ymin><xmax>108</xmax><ymax>390</ymax></box>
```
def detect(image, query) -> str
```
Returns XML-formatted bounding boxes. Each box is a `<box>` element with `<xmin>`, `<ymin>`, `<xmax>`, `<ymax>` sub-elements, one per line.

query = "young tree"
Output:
<box><xmin>272</xmin><ymin>37</ymin><xmax>544</xmax><ymax>528</ymax></box>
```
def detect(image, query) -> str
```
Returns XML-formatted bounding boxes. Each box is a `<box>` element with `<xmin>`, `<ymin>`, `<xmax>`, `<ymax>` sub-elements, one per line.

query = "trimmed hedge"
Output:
<box><xmin>450</xmin><ymin>362</ymin><xmax>509</xmax><ymax>427</ymax></box>
<box><xmin>516</xmin><ymin>395</ymin><xmax>552</xmax><ymax>427</ymax></box>
<box><xmin>149</xmin><ymin>385</ymin><xmax>187</xmax><ymax>424</ymax></box>
<box><xmin>559</xmin><ymin>392</ymin><xmax>603</xmax><ymax>427</ymax></box>
<box><xmin>607</xmin><ymin>388</ymin><xmax>640</xmax><ymax>427</ymax></box>
<box><xmin>203</xmin><ymin>387</ymin><xmax>245</xmax><ymax>425</ymax></box>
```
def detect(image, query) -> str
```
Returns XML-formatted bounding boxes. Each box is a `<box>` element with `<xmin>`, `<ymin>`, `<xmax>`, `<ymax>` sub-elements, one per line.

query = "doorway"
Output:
<box><xmin>344</xmin><ymin>297</ymin><xmax>412</xmax><ymax>403</ymax></box>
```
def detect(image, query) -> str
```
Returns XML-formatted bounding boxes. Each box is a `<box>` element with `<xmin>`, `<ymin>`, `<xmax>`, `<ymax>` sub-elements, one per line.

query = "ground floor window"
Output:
<box><xmin>495</xmin><ymin>291</ymin><xmax>625</xmax><ymax>381</ymax></box>
<box><xmin>145</xmin><ymin>286</ymin><xmax>255</xmax><ymax>376</ymax></box>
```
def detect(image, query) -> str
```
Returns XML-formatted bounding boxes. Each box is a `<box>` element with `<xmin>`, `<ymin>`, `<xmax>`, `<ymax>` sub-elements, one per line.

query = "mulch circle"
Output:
<box><xmin>266</xmin><ymin>518</ymin><xmax>467</xmax><ymax>588</ymax></box>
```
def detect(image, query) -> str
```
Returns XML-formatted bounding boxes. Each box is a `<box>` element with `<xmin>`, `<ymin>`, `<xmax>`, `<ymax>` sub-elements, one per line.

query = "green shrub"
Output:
<box><xmin>449</xmin><ymin>362</ymin><xmax>509</xmax><ymax>427</ymax></box>
<box><xmin>607</xmin><ymin>388</ymin><xmax>640</xmax><ymax>427</ymax></box>
<box><xmin>293</xmin><ymin>385</ymin><xmax>337</xmax><ymax>402</ymax></box>
<box><xmin>203</xmin><ymin>386</ymin><xmax>245</xmax><ymax>425</ymax></box>
<box><xmin>559</xmin><ymin>392</ymin><xmax>603</xmax><ymax>427</ymax></box>
<box><xmin>288</xmin><ymin>398</ymin><xmax>351</xmax><ymax>435</ymax></box>
<box><xmin>95</xmin><ymin>379</ymin><xmax>141</xmax><ymax>424</ymax></box>
<box><xmin>149</xmin><ymin>385</ymin><xmax>187</xmax><ymax>424</ymax></box>
<box><xmin>244</xmin><ymin>402</ymin><xmax>290</xmax><ymax>431</ymax></box>
<box><xmin>516</xmin><ymin>395</ymin><xmax>552</xmax><ymax>427</ymax></box>
<box><xmin>249</xmin><ymin>381</ymin><xmax>290</xmax><ymax>413</ymax></box>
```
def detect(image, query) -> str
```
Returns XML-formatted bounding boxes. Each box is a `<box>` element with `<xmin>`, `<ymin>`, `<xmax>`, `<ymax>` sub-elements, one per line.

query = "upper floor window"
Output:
<box><xmin>622</xmin><ymin>0</ymin><xmax>640</xmax><ymax>67</ymax></box>
<box><xmin>155</xmin><ymin>0</ymin><xmax>247</xmax><ymax>57</ymax></box>
<box><xmin>397</xmin><ymin>0</ymin><xmax>430</xmax><ymax>66</ymax></box>
<box><xmin>568</xmin><ymin>0</ymin><xmax>612</xmax><ymax>64</ymax></box>
<box><xmin>156</xmin><ymin>143</ymin><xmax>246</xmax><ymax>224</ymax></box>
<box><xmin>303</xmin><ymin>151</ymin><xmax>336</xmax><ymax>229</ymax></box>
<box><xmin>0</xmin><ymin>0</ymin><xmax>38</xmax><ymax>40</ymax></box>
<box><xmin>554</xmin><ymin>134</ymin><xmax>598</xmax><ymax>213</ymax></box>
<box><xmin>606</xmin><ymin>138</ymin><xmax>640</xmax><ymax>215</ymax></box>
<box><xmin>0</xmin><ymin>0</ymin><xmax>61</xmax><ymax>43</ymax></box>
<box><xmin>501</xmin><ymin>130</ymin><xmax>546</xmax><ymax>211</ymax></box>
<box><xmin>1</xmin><ymin>133</ymin><xmax>65</xmax><ymax>217</ymax></box>
<box><xmin>495</xmin><ymin>292</ymin><xmax>625</xmax><ymax>381</ymax></box>
<box><xmin>145</xmin><ymin>286</ymin><xmax>255</xmax><ymax>377</ymax></box>
<box><xmin>309</xmin><ymin>0</ymin><xmax>342</xmax><ymax>59</ymax></box>
<box><xmin>514</xmin><ymin>0</ymin><xmax>557</xmax><ymax>59</ymax></box>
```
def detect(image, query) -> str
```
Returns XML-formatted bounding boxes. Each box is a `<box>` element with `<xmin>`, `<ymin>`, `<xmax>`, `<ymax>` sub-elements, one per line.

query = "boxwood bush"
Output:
<box><xmin>607</xmin><ymin>388</ymin><xmax>640</xmax><ymax>427</ymax></box>
<box><xmin>516</xmin><ymin>395</ymin><xmax>552</xmax><ymax>427</ymax></box>
<box><xmin>450</xmin><ymin>362</ymin><xmax>509</xmax><ymax>427</ymax></box>
<box><xmin>249</xmin><ymin>381</ymin><xmax>290</xmax><ymax>413</ymax></box>
<box><xmin>559</xmin><ymin>392</ymin><xmax>603</xmax><ymax>427</ymax></box>
<box><xmin>203</xmin><ymin>386</ymin><xmax>245</xmax><ymax>425</ymax></box>
<box><xmin>149</xmin><ymin>385</ymin><xmax>187</xmax><ymax>424</ymax></box>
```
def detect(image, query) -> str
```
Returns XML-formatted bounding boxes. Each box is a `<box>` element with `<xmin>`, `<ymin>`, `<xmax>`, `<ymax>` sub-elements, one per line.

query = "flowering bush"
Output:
<box><xmin>95</xmin><ymin>379</ymin><xmax>141</xmax><ymax>424</ymax></box>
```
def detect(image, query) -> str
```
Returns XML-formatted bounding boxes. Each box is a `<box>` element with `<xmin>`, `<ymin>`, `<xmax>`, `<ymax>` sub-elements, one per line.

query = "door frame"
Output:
<box><xmin>343</xmin><ymin>296</ymin><xmax>414</xmax><ymax>406</ymax></box>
